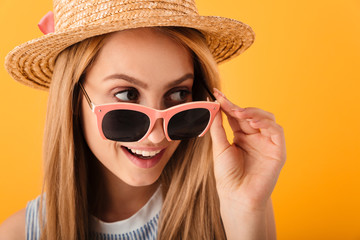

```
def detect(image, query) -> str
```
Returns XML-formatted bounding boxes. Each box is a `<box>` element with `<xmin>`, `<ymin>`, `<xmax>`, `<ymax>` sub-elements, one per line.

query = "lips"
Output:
<box><xmin>121</xmin><ymin>146</ymin><xmax>166</xmax><ymax>168</ymax></box>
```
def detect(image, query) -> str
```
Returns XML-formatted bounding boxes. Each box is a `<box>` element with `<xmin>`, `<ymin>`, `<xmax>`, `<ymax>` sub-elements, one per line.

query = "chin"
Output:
<box><xmin>122</xmin><ymin>172</ymin><xmax>162</xmax><ymax>187</ymax></box>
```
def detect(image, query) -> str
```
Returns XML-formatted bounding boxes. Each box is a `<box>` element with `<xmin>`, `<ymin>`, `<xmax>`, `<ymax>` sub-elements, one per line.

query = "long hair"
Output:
<box><xmin>40</xmin><ymin>27</ymin><xmax>226</xmax><ymax>239</ymax></box>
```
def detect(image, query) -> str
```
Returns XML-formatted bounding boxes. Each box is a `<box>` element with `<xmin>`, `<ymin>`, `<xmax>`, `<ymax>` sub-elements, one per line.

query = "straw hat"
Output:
<box><xmin>5</xmin><ymin>0</ymin><xmax>255</xmax><ymax>91</ymax></box>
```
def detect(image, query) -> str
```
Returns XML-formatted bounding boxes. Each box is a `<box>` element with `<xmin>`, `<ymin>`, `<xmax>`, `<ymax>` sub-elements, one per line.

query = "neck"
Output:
<box><xmin>90</xmin><ymin>158</ymin><xmax>159</xmax><ymax>222</ymax></box>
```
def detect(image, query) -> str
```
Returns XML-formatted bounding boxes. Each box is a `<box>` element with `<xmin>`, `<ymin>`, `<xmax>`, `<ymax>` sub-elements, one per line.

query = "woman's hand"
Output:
<box><xmin>210</xmin><ymin>88</ymin><xmax>286</xmax><ymax>239</ymax></box>
<box><xmin>210</xmin><ymin>88</ymin><xmax>286</xmax><ymax>212</ymax></box>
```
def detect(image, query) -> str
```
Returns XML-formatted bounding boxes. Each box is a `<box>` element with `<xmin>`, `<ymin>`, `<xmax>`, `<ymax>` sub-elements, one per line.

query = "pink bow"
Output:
<box><xmin>38</xmin><ymin>11</ymin><xmax>54</xmax><ymax>35</ymax></box>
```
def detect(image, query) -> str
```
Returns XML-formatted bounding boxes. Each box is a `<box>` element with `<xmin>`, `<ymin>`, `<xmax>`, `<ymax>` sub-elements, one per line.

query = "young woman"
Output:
<box><xmin>0</xmin><ymin>0</ymin><xmax>286</xmax><ymax>239</ymax></box>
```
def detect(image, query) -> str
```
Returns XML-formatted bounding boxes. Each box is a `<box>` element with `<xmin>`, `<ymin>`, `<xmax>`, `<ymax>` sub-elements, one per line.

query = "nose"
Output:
<box><xmin>146</xmin><ymin>118</ymin><xmax>166</xmax><ymax>143</ymax></box>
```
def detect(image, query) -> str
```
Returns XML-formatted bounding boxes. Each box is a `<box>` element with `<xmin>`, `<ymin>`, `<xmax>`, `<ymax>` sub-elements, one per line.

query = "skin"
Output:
<box><xmin>210</xmin><ymin>89</ymin><xmax>286</xmax><ymax>239</ymax></box>
<box><xmin>81</xmin><ymin>28</ymin><xmax>195</xmax><ymax>221</ymax></box>
<box><xmin>0</xmin><ymin>27</ymin><xmax>286</xmax><ymax>239</ymax></box>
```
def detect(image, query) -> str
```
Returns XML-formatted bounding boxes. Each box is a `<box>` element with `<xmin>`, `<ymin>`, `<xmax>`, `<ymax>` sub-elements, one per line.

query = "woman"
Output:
<box><xmin>0</xmin><ymin>0</ymin><xmax>286</xmax><ymax>239</ymax></box>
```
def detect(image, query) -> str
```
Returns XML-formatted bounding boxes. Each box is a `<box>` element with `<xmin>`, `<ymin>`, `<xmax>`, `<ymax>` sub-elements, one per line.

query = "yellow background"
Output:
<box><xmin>1</xmin><ymin>0</ymin><xmax>359</xmax><ymax>239</ymax></box>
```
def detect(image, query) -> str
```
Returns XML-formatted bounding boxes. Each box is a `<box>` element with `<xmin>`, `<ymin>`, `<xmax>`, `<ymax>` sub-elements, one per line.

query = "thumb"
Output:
<box><xmin>210</xmin><ymin>110</ymin><xmax>231</xmax><ymax>158</ymax></box>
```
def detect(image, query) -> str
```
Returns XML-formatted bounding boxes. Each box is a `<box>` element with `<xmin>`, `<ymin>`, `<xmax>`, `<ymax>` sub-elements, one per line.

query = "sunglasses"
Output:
<box><xmin>79</xmin><ymin>83</ymin><xmax>220</xmax><ymax>142</ymax></box>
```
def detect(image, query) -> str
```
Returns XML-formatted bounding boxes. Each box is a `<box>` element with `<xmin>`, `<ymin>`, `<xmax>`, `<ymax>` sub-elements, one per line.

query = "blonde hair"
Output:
<box><xmin>40</xmin><ymin>27</ymin><xmax>226</xmax><ymax>239</ymax></box>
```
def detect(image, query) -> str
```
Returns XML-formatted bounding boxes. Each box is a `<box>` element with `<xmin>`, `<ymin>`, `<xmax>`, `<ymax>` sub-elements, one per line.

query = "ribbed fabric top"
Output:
<box><xmin>89</xmin><ymin>187</ymin><xmax>163</xmax><ymax>239</ymax></box>
<box><xmin>25</xmin><ymin>187</ymin><xmax>163</xmax><ymax>240</ymax></box>
<box><xmin>25</xmin><ymin>195</ymin><xmax>42</xmax><ymax>240</ymax></box>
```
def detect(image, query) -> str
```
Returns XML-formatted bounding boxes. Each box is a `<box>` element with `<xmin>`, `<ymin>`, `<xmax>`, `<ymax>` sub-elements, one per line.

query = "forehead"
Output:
<box><xmin>86</xmin><ymin>28</ymin><xmax>194</xmax><ymax>87</ymax></box>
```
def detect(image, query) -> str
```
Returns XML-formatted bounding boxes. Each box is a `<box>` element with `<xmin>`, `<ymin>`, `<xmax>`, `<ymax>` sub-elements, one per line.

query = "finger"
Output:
<box><xmin>213</xmin><ymin>88</ymin><xmax>276</xmax><ymax>122</ymax></box>
<box><xmin>213</xmin><ymin>88</ymin><xmax>245</xmax><ymax>113</ymax></box>
<box><xmin>227</xmin><ymin>113</ymin><xmax>259</xmax><ymax>135</ymax></box>
<box><xmin>248</xmin><ymin>119</ymin><xmax>285</xmax><ymax>146</ymax></box>
<box><xmin>213</xmin><ymin>88</ymin><xmax>259</xmax><ymax>135</ymax></box>
<box><xmin>231</xmin><ymin>107</ymin><xmax>278</xmax><ymax>136</ymax></box>
<box><xmin>233</xmin><ymin>107</ymin><xmax>276</xmax><ymax>122</ymax></box>
<box><xmin>210</xmin><ymin>108</ymin><xmax>231</xmax><ymax>157</ymax></box>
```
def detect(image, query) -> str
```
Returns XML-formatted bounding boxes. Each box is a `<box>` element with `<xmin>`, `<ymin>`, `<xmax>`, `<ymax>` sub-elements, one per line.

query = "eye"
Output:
<box><xmin>115</xmin><ymin>88</ymin><xmax>139</xmax><ymax>102</ymax></box>
<box><xmin>168</xmin><ymin>90</ymin><xmax>190</xmax><ymax>102</ymax></box>
<box><xmin>165</xmin><ymin>88</ymin><xmax>192</xmax><ymax>106</ymax></box>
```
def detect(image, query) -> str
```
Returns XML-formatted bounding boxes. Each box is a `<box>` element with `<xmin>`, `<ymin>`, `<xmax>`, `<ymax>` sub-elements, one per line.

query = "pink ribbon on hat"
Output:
<box><xmin>38</xmin><ymin>11</ymin><xmax>54</xmax><ymax>35</ymax></box>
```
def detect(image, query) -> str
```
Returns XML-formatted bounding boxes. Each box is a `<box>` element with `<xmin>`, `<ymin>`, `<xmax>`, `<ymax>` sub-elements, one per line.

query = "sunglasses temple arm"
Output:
<box><xmin>78</xmin><ymin>82</ymin><xmax>95</xmax><ymax>111</ymax></box>
<box><xmin>199</xmin><ymin>78</ymin><xmax>216</xmax><ymax>101</ymax></box>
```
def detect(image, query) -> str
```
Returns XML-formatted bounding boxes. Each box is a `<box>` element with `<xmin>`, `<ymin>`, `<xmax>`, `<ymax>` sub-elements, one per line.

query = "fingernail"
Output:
<box><xmin>213</xmin><ymin>88</ymin><xmax>226</xmax><ymax>98</ymax></box>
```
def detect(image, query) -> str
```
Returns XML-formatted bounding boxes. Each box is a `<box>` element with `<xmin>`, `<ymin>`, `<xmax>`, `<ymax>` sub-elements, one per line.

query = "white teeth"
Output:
<box><xmin>127</xmin><ymin>147</ymin><xmax>161</xmax><ymax>157</ymax></box>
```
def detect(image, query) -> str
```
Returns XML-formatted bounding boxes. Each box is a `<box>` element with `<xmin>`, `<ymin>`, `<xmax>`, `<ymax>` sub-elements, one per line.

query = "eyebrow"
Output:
<box><xmin>103</xmin><ymin>73</ymin><xmax>194</xmax><ymax>89</ymax></box>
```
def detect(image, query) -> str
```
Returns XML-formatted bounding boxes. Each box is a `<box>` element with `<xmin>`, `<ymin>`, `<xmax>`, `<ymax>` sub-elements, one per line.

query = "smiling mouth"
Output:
<box><xmin>123</xmin><ymin>146</ymin><xmax>162</xmax><ymax>159</ymax></box>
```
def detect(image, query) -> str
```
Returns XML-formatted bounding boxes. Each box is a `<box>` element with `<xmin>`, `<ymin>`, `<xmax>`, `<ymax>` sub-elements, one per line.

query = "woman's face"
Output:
<box><xmin>81</xmin><ymin>28</ymin><xmax>194</xmax><ymax>186</ymax></box>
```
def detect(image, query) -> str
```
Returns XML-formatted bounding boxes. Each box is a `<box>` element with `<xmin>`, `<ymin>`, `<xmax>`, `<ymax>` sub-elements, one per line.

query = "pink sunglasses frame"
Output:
<box><xmin>79</xmin><ymin>83</ymin><xmax>220</xmax><ymax>142</ymax></box>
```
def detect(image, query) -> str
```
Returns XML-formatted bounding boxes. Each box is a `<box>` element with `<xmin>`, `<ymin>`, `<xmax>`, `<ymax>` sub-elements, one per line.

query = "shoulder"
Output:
<box><xmin>0</xmin><ymin>196</ymin><xmax>43</xmax><ymax>240</ymax></box>
<box><xmin>0</xmin><ymin>208</ymin><xmax>26</xmax><ymax>240</ymax></box>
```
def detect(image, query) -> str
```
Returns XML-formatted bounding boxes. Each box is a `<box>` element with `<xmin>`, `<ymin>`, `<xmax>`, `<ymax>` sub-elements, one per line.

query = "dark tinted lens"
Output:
<box><xmin>168</xmin><ymin>108</ymin><xmax>210</xmax><ymax>140</ymax></box>
<box><xmin>102</xmin><ymin>110</ymin><xmax>150</xmax><ymax>142</ymax></box>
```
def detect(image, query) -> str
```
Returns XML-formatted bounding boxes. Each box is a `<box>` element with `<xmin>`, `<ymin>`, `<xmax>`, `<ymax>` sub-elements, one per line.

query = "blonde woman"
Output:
<box><xmin>0</xmin><ymin>0</ymin><xmax>286</xmax><ymax>239</ymax></box>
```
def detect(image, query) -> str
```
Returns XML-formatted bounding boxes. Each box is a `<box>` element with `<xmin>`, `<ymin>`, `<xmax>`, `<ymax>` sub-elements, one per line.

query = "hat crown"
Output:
<box><xmin>53</xmin><ymin>0</ymin><xmax>199</xmax><ymax>31</ymax></box>
<box><xmin>6</xmin><ymin>0</ymin><xmax>255</xmax><ymax>90</ymax></box>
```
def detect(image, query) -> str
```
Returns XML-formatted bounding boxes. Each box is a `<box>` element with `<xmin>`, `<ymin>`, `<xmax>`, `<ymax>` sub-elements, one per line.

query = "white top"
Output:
<box><xmin>26</xmin><ymin>187</ymin><xmax>163</xmax><ymax>240</ymax></box>
<box><xmin>90</xmin><ymin>187</ymin><xmax>163</xmax><ymax>238</ymax></box>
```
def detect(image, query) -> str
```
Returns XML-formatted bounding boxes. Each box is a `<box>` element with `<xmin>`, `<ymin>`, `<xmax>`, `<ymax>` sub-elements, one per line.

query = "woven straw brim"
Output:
<box><xmin>5</xmin><ymin>15</ymin><xmax>255</xmax><ymax>91</ymax></box>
